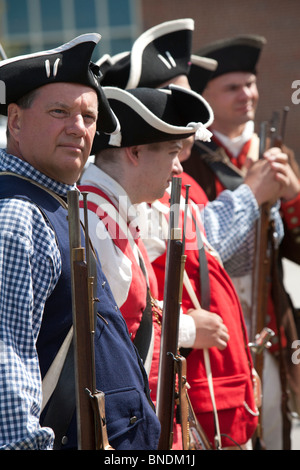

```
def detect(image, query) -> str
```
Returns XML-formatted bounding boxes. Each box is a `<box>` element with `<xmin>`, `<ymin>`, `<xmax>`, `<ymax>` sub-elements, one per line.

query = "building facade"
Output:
<box><xmin>0</xmin><ymin>0</ymin><xmax>142</xmax><ymax>59</ymax></box>
<box><xmin>140</xmin><ymin>0</ymin><xmax>300</xmax><ymax>163</ymax></box>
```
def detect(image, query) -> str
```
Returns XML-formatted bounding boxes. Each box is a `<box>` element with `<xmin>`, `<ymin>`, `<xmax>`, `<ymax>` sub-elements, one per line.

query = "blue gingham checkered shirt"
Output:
<box><xmin>0</xmin><ymin>149</ymin><xmax>75</xmax><ymax>449</ymax></box>
<box><xmin>202</xmin><ymin>184</ymin><xmax>284</xmax><ymax>276</ymax></box>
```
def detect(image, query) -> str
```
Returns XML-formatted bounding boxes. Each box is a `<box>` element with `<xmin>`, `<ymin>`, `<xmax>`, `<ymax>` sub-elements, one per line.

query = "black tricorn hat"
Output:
<box><xmin>195</xmin><ymin>34</ymin><xmax>266</xmax><ymax>81</ymax></box>
<box><xmin>188</xmin><ymin>55</ymin><xmax>218</xmax><ymax>94</ymax></box>
<box><xmin>92</xmin><ymin>84</ymin><xmax>214</xmax><ymax>153</ymax></box>
<box><xmin>0</xmin><ymin>33</ymin><xmax>120</xmax><ymax>135</ymax></box>
<box><xmin>98</xmin><ymin>18</ymin><xmax>194</xmax><ymax>89</ymax></box>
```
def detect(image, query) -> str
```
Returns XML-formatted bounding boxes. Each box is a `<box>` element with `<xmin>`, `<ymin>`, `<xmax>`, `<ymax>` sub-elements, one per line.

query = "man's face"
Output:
<box><xmin>8</xmin><ymin>82</ymin><xmax>98</xmax><ymax>184</ymax></box>
<box><xmin>134</xmin><ymin>140</ymin><xmax>183</xmax><ymax>203</ymax></box>
<box><xmin>203</xmin><ymin>72</ymin><xmax>259</xmax><ymax>134</ymax></box>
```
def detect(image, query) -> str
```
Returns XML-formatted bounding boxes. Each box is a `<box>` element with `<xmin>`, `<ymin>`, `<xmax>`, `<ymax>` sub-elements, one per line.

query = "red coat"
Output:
<box><xmin>152</xmin><ymin>184</ymin><xmax>258</xmax><ymax>448</ymax></box>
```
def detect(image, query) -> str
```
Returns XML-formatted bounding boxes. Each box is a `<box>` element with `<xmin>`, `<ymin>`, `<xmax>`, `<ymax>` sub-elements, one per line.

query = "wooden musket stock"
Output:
<box><xmin>251</xmin><ymin>108</ymin><xmax>289</xmax><ymax>352</ymax></box>
<box><xmin>67</xmin><ymin>190</ymin><xmax>112</xmax><ymax>450</ymax></box>
<box><xmin>156</xmin><ymin>178</ymin><xmax>211</xmax><ymax>450</ymax></box>
<box><xmin>250</xmin><ymin>122</ymin><xmax>273</xmax><ymax>447</ymax></box>
<box><xmin>250</xmin><ymin>121</ymin><xmax>272</xmax><ymax>350</ymax></box>
<box><xmin>250</xmin><ymin>109</ymin><xmax>290</xmax><ymax>447</ymax></box>
<box><xmin>268</xmin><ymin>107</ymin><xmax>292</xmax><ymax>450</ymax></box>
<box><xmin>156</xmin><ymin>177</ymin><xmax>184</xmax><ymax>450</ymax></box>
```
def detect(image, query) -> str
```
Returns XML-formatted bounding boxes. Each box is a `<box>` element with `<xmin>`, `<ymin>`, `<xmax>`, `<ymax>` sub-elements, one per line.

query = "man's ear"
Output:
<box><xmin>124</xmin><ymin>146</ymin><xmax>140</xmax><ymax>166</ymax></box>
<box><xmin>7</xmin><ymin>103</ymin><xmax>22</xmax><ymax>142</ymax></box>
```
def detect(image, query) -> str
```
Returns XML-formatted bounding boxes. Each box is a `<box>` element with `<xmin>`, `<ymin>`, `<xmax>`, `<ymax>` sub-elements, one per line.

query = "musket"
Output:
<box><xmin>156</xmin><ymin>178</ymin><xmax>212</xmax><ymax>450</ymax></box>
<box><xmin>251</xmin><ymin>107</ymin><xmax>289</xmax><ymax>348</ymax></box>
<box><xmin>250</xmin><ymin>121</ymin><xmax>274</xmax><ymax>351</ymax></box>
<box><xmin>156</xmin><ymin>177</ymin><xmax>184</xmax><ymax>450</ymax></box>
<box><xmin>267</xmin><ymin>107</ymin><xmax>292</xmax><ymax>450</ymax></box>
<box><xmin>269</xmin><ymin>107</ymin><xmax>289</xmax><ymax>149</ymax></box>
<box><xmin>67</xmin><ymin>190</ymin><xmax>112</xmax><ymax>450</ymax></box>
<box><xmin>250</xmin><ymin>121</ymin><xmax>275</xmax><ymax>448</ymax></box>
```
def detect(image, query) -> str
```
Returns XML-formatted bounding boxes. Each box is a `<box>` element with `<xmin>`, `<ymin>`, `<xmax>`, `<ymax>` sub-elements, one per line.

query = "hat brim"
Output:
<box><xmin>0</xmin><ymin>33</ymin><xmax>120</xmax><ymax>136</ymax></box>
<box><xmin>92</xmin><ymin>84</ymin><xmax>213</xmax><ymax>153</ymax></box>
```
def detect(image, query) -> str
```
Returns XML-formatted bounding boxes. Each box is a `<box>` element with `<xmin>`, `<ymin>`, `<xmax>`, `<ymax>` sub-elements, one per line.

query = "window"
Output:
<box><xmin>40</xmin><ymin>0</ymin><xmax>63</xmax><ymax>32</ymax></box>
<box><xmin>6</xmin><ymin>0</ymin><xmax>29</xmax><ymax>35</ymax></box>
<box><xmin>108</xmin><ymin>0</ymin><xmax>131</xmax><ymax>27</ymax></box>
<box><xmin>74</xmin><ymin>0</ymin><xmax>97</xmax><ymax>29</ymax></box>
<box><xmin>1</xmin><ymin>0</ymin><xmax>141</xmax><ymax>57</ymax></box>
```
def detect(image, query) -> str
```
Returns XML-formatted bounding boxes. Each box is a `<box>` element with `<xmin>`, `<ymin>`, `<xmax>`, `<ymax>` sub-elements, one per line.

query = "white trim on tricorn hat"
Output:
<box><xmin>188</xmin><ymin>54</ymin><xmax>218</xmax><ymax>94</ymax></box>
<box><xmin>0</xmin><ymin>33</ymin><xmax>120</xmax><ymax>135</ymax></box>
<box><xmin>92</xmin><ymin>84</ymin><xmax>214</xmax><ymax>153</ymax></box>
<box><xmin>126</xmin><ymin>18</ymin><xmax>194</xmax><ymax>89</ymax></box>
<box><xmin>190</xmin><ymin>55</ymin><xmax>218</xmax><ymax>71</ymax></box>
<box><xmin>96</xmin><ymin>51</ymin><xmax>129</xmax><ymax>68</ymax></box>
<box><xmin>0</xmin><ymin>33</ymin><xmax>99</xmax><ymax>65</ymax></box>
<box><xmin>98</xmin><ymin>19</ymin><xmax>194</xmax><ymax>89</ymax></box>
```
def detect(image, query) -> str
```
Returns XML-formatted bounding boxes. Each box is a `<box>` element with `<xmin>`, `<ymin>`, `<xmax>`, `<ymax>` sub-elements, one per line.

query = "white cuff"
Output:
<box><xmin>178</xmin><ymin>312</ymin><xmax>196</xmax><ymax>348</ymax></box>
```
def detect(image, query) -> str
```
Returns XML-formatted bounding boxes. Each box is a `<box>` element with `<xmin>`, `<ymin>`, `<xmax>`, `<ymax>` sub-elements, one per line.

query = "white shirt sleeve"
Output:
<box><xmin>178</xmin><ymin>312</ymin><xmax>196</xmax><ymax>348</ymax></box>
<box><xmin>81</xmin><ymin>208</ymin><xmax>132</xmax><ymax>308</ymax></box>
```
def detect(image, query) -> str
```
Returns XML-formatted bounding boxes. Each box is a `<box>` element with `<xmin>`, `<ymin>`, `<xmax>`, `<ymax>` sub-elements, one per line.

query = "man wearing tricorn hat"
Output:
<box><xmin>97</xmin><ymin>19</ymin><xmax>295</xmax><ymax>449</ymax></box>
<box><xmin>78</xmin><ymin>83</ymin><xmax>218</xmax><ymax>449</ymax></box>
<box><xmin>0</xmin><ymin>33</ymin><xmax>161</xmax><ymax>450</ymax></box>
<box><xmin>183</xmin><ymin>34</ymin><xmax>300</xmax><ymax>449</ymax></box>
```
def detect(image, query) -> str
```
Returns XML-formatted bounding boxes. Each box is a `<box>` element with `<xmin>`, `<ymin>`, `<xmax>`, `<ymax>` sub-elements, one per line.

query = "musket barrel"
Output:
<box><xmin>68</xmin><ymin>189</ymin><xmax>101</xmax><ymax>449</ymax></box>
<box><xmin>280</xmin><ymin>106</ymin><xmax>289</xmax><ymax>144</ymax></box>
<box><xmin>68</xmin><ymin>190</ymin><xmax>81</xmax><ymax>251</ymax></box>
<box><xmin>259</xmin><ymin>121</ymin><xmax>268</xmax><ymax>159</ymax></box>
<box><xmin>156</xmin><ymin>177</ymin><xmax>183</xmax><ymax>449</ymax></box>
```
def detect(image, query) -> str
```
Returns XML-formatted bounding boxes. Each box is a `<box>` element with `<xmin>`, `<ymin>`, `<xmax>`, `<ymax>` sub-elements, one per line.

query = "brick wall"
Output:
<box><xmin>140</xmin><ymin>0</ymin><xmax>300</xmax><ymax>162</ymax></box>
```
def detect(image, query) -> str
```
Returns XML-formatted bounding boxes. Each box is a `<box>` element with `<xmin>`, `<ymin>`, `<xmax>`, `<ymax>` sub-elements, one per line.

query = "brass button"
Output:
<box><xmin>130</xmin><ymin>416</ymin><xmax>137</xmax><ymax>425</ymax></box>
<box><xmin>290</xmin><ymin>216</ymin><xmax>299</xmax><ymax>225</ymax></box>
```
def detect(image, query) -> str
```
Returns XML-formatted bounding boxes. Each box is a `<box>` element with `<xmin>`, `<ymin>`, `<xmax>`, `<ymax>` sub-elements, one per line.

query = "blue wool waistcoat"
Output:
<box><xmin>0</xmin><ymin>175</ymin><xmax>160</xmax><ymax>450</ymax></box>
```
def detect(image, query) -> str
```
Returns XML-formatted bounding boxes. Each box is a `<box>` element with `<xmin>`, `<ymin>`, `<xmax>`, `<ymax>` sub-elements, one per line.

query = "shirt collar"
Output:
<box><xmin>212</xmin><ymin>120</ymin><xmax>254</xmax><ymax>158</ymax></box>
<box><xmin>81</xmin><ymin>162</ymin><xmax>139</xmax><ymax>225</ymax></box>
<box><xmin>0</xmin><ymin>149</ymin><xmax>76</xmax><ymax>197</ymax></box>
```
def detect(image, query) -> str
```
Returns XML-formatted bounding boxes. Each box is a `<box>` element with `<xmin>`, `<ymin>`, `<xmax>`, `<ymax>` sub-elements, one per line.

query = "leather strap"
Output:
<box><xmin>133</xmin><ymin>288</ymin><xmax>154</xmax><ymax>366</ymax></box>
<box><xmin>195</xmin><ymin>141</ymin><xmax>244</xmax><ymax>191</ymax></box>
<box><xmin>42</xmin><ymin>326</ymin><xmax>73</xmax><ymax>412</ymax></box>
<box><xmin>41</xmin><ymin>341</ymin><xmax>76</xmax><ymax>449</ymax></box>
<box><xmin>193</xmin><ymin>213</ymin><xmax>210</xmax><ymax>310</ymax></box>
<box><xmin>206</xmin><ymin>160</ymin><xmax>244</xmax><ymax>191</ymax></box>
<box><xmin>181</xmin><ymin>213</ymin><xmax>210</xmax><ymax>357</ymax></box>
<box><xmin>195</xmin><ymin>134</ymin><xmax>260</xmax><ymax>192</ymax></box>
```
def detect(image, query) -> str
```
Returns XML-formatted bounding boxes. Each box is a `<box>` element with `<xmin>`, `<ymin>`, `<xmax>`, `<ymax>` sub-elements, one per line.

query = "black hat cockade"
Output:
<box><xmin>98</xmin><ymin>19</ymin><xmax>194</xmax><ymax>89</ymax></box>
<box><xmin>195</xmin><ymin>34</ymin><xmax>266</xmax><ymax>81</ymax></box>
<box><xmin>0</xmin><ymin>33</ymin><xmax>120</xmax><ymax>135</ymax></box>
<box><xmin>92</xmin><ymin>84</ymin><xmax>214</xmax><ymax>153</ymax></box>
<box><xmin>188</xmin><ymin>55</ymin><xmax>218</xmax><ymax>95</ymax></box>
